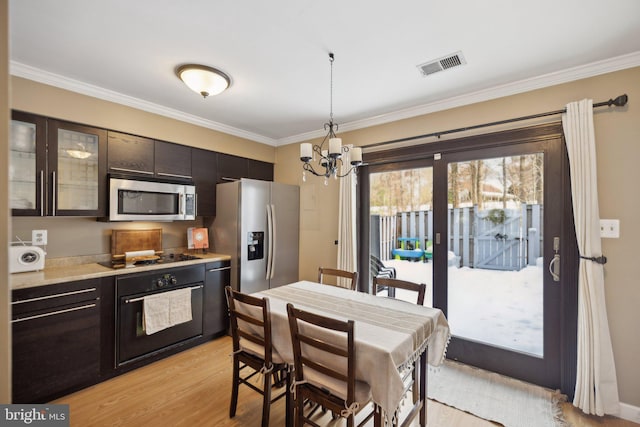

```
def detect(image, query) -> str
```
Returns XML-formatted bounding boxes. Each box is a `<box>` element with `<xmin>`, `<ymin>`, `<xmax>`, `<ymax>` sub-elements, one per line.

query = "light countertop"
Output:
<box><xmin>10</xmin><ymin>253</ymin><xmax>231</xmax><ymax>290</ymax></box>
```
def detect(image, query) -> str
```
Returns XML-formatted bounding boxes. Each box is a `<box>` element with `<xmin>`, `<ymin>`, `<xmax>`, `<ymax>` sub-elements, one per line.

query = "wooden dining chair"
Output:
<box><xmin>317</xmin><ymin>267</ymin><xmax>358</xmax><ymax>291</ymax></box>
<box><xmin>372</xmin><ymin>277</ymin><xmax>426</xmax><ymax>418</ymax></box>
<box><xmin>225</xmin><ymin>286</ymin><xmax>291</xmax><ymax>427</ymax></box>
<box><xmin>372</xmin><ymin>277</ymin><xmax>427</xmax><ymax>306</ymax></box>
<box><xmin>286</xmin><ymin>303</ymin><xmax>375</xmax><ymax>427</ymax></box>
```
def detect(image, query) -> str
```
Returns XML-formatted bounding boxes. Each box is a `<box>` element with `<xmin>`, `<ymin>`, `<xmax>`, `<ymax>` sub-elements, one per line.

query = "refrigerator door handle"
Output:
<box><xmin>266</xmin><ymin>204</ymin><xmax>274</xmax><ymax>281</ymax></box>
<box><xmin>270</xmin><ymin>204</ymin><xmax>277</xmax><ymax>280</ymax></box>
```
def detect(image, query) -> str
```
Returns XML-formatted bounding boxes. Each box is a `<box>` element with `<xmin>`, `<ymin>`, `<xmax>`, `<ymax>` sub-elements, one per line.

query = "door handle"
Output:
<box><xmin>549</xmin><ymin>254</ymin><xmax>560</xmax><ymax>282</ymax></box>
<box><xmin>39</xmin><ymin>170</ymin><xmax>44</xmax><ymax>216</ymax></box>
<box><xmin>266</xmin><ymin>204</ymin><xmax>273</xmax><ymax>281</ymax></box>
<box><xmin>549</xmin><ymin>236</ymin><xmax>560</xmax><ymax>282</ymax></box>
<box><xmin>52</xmin><ymin>170</ymin><xmax>56</xmax><ymax>216</ymax></box>
<box><xmin>270</xmin><ymin>204</ymin><xmax>276</xmax><ymax>280</ymax></box>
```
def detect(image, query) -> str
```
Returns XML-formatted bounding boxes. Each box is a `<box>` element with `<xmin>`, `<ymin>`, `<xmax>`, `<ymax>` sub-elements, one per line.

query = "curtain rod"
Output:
<box><xmin>363</xmin><ymin>94</ymin><xmax>629</xmax><ymax>149</ymax></box>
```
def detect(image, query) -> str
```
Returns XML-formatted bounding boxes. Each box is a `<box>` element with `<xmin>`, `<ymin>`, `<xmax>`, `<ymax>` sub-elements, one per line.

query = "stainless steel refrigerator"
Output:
<box><xmin>212</xmin><ymin>179</ymin><xmax>299</xmax><ymax>294</ymax></box>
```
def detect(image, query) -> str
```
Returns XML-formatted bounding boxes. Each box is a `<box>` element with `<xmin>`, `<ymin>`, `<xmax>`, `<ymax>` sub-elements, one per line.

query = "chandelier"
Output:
<box><xmin>300</xmin><ymin>53</ymin><xmax>362</xmax><ymax>184</ymax></box>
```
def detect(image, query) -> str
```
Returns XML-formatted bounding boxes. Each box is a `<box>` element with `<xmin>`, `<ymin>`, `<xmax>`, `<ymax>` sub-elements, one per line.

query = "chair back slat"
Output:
<box><xmin>372</xmin><ymin>277</ymin><xmax>426</xmax><ymax>305</ymax></box>
<box><xmin>317</xmin><ymin>267</ymin><xmax>358</xmax><ymax>291</ymax></box>
<box><xmin>287</xmin><ymin>303</ymin><xmax>356</xmax><ymax>404</ymax></box>
<box><xmin>225</xmin><ymin>286</ymin><xmax>274</xmax><ymax>364</ymax></box>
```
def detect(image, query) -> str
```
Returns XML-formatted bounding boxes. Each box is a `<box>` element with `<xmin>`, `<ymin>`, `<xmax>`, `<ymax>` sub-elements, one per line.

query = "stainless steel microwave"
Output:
<box><xmin>109</xmin><ymin>177</ymin><xmax>196</xmax><ymax>221</ymax></box>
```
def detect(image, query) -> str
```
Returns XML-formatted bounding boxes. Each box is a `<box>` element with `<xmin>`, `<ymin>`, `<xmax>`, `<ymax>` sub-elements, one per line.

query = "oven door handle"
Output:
<box><xmin>123</xmin><ymin>284</ymin><xmax>203</xmax><ymax>304</ymax></box>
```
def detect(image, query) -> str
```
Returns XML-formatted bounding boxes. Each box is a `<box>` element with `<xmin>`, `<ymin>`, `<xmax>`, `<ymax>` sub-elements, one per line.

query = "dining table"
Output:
<box><xmin>253</xmin><ymin>280</ymin><xmax>450</xmax><ymax>427</ymax></box>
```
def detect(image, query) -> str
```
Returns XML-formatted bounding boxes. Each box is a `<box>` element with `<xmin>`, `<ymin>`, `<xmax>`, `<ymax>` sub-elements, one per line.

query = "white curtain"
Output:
<box><xmin>337</xmin><ymin>145</ymin><xmax>358</xmax><ymax>286</ymax></box>
<box><xmin>562</xmin><ymin>99</ymin><xmax>620</xmax><ymax>416</ymax></box>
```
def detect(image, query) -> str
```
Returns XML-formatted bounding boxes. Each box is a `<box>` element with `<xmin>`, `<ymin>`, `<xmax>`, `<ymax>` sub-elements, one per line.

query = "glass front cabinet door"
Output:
<box><xmin>10</xmin><ymin>112</ymin><xmax>47</xmax><ymax>216</ymax></box>
<box><xmin>10</xmin><ymin>112</ymin><xmax>107</xmax><ymax>217</ymax></box>
<box><xmin>47</xmin><ymin>120</ymin><xmax>107</xmax><ymax>216</ymax></box>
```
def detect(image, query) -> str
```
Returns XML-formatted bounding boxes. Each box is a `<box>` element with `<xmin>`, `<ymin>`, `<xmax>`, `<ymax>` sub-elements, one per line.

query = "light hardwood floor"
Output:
<box><xmin>53</xmin><ymin>336</ymin><xmax>637</xmax><ymax>426</ymax></box>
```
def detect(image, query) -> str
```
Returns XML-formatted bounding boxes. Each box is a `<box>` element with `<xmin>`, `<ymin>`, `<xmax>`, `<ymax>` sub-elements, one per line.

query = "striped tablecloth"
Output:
<box><xmin>255</xmin><ymin>280</ymin><xmax>450</xmax><ymax>415</ymax></box>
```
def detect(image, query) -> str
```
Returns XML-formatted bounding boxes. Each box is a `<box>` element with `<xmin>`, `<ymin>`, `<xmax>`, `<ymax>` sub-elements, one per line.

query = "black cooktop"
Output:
<box><xmin>99</xmin><ymin>253</ymin><xmax>203</xmax><ymax>269</ymax></box>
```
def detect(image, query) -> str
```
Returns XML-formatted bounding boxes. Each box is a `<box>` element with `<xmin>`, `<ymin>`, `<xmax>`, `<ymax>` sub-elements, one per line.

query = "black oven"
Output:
<box><xmin>115</xmin><ymin>265</ymin><xmax>205</xmax><ymax>366</ymax></box>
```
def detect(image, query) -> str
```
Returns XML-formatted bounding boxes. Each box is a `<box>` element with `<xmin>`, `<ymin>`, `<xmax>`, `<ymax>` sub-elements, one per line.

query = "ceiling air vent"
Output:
<box><xmin>417</xmin><ymin>51</ymin><xmax>466</xmax><ymax>77</ymax></box>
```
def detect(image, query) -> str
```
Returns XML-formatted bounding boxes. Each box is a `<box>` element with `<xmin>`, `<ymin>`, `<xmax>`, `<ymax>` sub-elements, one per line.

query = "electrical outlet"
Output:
<box><xmin>32</xmin><ymin>229</ymin><xmax>48</xmax><ymax>245</ymax></box>
<box><xmin>599</xmin><ymin>219</ymin><xmax>620</xmax><ymax>238</ymax></box>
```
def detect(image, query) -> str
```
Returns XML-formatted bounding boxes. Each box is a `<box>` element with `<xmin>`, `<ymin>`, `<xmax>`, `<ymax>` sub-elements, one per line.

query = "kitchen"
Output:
<box><xmin>2</xmin><ymin>1</ymin><xmax>640</xmax><ymax>426</ymax></box>
<box><xmin>8</xmin><ymin>108</ymin><xmax>298</xmax><ymax>404</ymax></box>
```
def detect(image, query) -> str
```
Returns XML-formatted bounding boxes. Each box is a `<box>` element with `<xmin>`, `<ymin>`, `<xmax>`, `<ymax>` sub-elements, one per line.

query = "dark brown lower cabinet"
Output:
<box><xmin>203</xmin><ymin>260</ymin><xmax>231</xmax><ymax>336</ymax></box>
<box><xmin>11</xmin><ymin>279</ymin><xmax>101</xmax><ymax>403</ymax></box>
<box><xmin>11</xmin><ymin>261</ymin><xmax>230</xmax><ymax>403</ymax></box>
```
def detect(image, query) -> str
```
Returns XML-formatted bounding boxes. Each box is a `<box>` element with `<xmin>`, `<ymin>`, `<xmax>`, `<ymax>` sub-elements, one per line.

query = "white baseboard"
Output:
<box><xmin>619</xmin><ymin>402</ymin><xmax>640</xmax><ymax>423</ymax></box>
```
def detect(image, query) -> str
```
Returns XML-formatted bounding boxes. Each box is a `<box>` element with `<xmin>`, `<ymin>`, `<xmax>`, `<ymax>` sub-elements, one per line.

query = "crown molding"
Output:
<box><xmin>277</xmin><ymin>51</ymin><xmax>640</xmax><ymax>146</ymax></box>
<box><xmin>11</xmin><ymin>51</ymin><xmax>640</xmax><ymax>148</ymax></box>
<box><xmin>9</xmin><ymin>61</ymin><xmax>278</xmax><ymax>146</ymax></box>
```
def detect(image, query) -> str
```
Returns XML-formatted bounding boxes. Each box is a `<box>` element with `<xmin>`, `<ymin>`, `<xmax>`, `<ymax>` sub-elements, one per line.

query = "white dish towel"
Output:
<box><xmin>143</xmin><ymin>288</ymin><xmax>193</xmax><ymax>335</ymax></box>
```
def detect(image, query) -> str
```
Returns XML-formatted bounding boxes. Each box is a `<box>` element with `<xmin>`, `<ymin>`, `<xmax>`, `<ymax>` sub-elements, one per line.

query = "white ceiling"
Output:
<box><xmin>9</xmin><ymin>0</ymin><xmax>640</xmax><ymax>146</ymax></box>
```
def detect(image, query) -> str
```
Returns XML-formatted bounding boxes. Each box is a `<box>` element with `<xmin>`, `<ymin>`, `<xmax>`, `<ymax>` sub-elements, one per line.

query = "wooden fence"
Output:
<box><xmin>372</xmin><ymin>204</ymin><xmax>543</xmax><ymax>271</ymax></box>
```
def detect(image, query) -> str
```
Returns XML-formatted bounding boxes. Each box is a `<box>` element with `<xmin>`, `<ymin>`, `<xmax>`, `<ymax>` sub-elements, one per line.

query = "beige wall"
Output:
<box><xmin>1</xmin><ymin>0</ymin><xmax>11</xmax><ymax>404</ymax></box>
<box><xmin>11</xmin><ymin>77</ymin><xmax>275</xmax><ymax>162</ymax></box>
<box><xmin>11</xmin><ymin>217</ymin><xmax>204</xmax><ymax>258</ymax></box>
<box><xmin>275</xmin><ymin>66</ymin><xmax>640</xmax><ymax>408</ymax></box>
<box><xmin>275</xmin><ymin>140</ymin><xmax>340</xmax><ymax>281</ymax></box>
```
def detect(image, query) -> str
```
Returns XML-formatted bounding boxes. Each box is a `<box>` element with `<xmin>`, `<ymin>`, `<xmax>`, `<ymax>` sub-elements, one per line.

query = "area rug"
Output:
<box><xmin>427</xmin><ymin>360</ymin><xmax>568</xmax><ymax>427</ymax></box>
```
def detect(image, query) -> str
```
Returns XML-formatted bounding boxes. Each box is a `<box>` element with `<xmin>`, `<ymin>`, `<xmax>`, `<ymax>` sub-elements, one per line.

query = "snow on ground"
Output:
<box><xmin>383</xmin><ymin>259</ymin><xmax>544</xmax><ymax>356</ymax></box>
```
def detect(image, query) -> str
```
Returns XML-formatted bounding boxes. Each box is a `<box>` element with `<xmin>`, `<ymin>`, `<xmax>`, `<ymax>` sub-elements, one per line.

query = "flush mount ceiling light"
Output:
<box><xmin>299</xmin><ymin>53</ymin><xmax>362</xmax><ymax>184</ymax></box>
<box><xmin>176</xmin><ymin>64</ymin><xmax>231</xmax><ymax>98</ymax></box>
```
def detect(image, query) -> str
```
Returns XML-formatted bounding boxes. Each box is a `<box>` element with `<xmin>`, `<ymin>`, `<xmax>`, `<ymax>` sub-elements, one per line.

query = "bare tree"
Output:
<box><xmin>449</xmin><ymin>163</ymin><xmax>459</xmax><ymax>208</ymax></box>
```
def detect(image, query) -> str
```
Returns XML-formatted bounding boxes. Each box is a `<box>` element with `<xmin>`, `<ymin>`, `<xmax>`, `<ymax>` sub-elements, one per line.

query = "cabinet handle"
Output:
<box><xmin>206</xmin><ymin>267</ymin><xmax>231</xmax><ymax>273</ymax></box>
<box><xmin>52</xmin><ymin>170</ymin><xmax>56</xmax><ymax>216</ymax></box>
<box><xmin>157</xmin><ymin>172</ymin><xmax>193</xmax><ymax>180</ymax></box>
<box><xmin>109</xmin><ymin>167</ymin><xmax>154</xmax><ymax>175</ymax></box>
<box><xmin>12</xmin><ymin>288</ymin><xmax>97</xmax><ymax>305</ymax></box>
<box><xmin>11</xmin><ymin>303</ymin><xmax>97</xmax><ymax>323</ymax></box>
<box><xmin>39</xmin><ymin>170</ymin><xmax>44</xmax><ymax>216</ymax></box>
<box><xmin>220</xmin><ymin>177</ymin><xmax>239</xmax><ymax>182</ymax></box>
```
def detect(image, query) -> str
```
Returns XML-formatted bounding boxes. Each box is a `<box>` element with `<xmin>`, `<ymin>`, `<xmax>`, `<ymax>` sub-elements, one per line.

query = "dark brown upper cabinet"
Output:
<box><xmin>10</xmin><ymin>111</ymin><xmax>47</xmax><ymax>216</ymax></box>
<box><xmin>191</xmin><ymin>148</ymin><xmax>218</xmax><ymax>216</ymax></box>
<box><xmin>10</xmin><ymin>112</ymin><xmax>107</xmax><ymax>217</ymax></box>
<box><xmin>47</xmin><ymin>120</ymin><xmax>108</xmax><ymax>217</ymax></box>
<box><xmin>107</xmin><ymin>131</ymin><xmax>155</xmax><ymax>177</ymax></box>
<box><xmin>155</xmin><ymin>140</ymin><xmax>192</xmax><ymax>181</ymax></box>
<box><xmin>108</xmin><ymin>133</ymin><xmax>192</xmax><ymax>181</ymax></box>
<box><xmin>217</xmin><ymin>153</ymin><xmax>249</xmax><ymax>183</ymax></box>
<box><xmin>217</xmin><ymin>153</ymin><xmax>273</xmax><ymax>183</ymax></box>
<box><xmin>248</xmin><ymin>159</ymin><xmax>274</xmax><ymax>181</ymax></box>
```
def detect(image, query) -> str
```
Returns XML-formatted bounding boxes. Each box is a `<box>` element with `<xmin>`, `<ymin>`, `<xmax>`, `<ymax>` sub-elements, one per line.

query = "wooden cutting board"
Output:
<box><xmin>111</xmin><ymin>229</ymin><xmax>163</xmax><ymax>256</ymax></box>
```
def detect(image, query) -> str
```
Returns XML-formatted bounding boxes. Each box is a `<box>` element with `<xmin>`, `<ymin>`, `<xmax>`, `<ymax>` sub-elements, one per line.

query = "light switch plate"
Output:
<box><xmin>599</xmin><ymin>219</ymin><xmax>620</xmax><ymax>238</ymax></box>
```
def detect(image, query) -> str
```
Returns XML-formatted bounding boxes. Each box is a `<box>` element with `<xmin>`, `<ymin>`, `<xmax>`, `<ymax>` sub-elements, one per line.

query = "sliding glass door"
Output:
<box><xmin>437</xmin><ymin>141</ymin><xmax>563</xmax><ymax>388</ymax></box>
<box><xmin>445</xmin><ymin>153</ymin><xmax>545</xmax><ymax>356</ymax></box>
<box><xmin>360</xmin><ymin>124</ymin><xmax>575</xmax><ymax>392</ymax></box>
<box><xmin>367</xmin><ymin>160</ymin><xmax>434</xmax><ymax>306</ymax></box>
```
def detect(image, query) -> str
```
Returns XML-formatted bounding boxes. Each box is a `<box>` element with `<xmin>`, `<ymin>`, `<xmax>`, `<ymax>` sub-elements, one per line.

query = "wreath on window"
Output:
<box><xmin>486</xmin><ymin>208</ymin><xmax>507</xmax><ymax>225</ymax></box>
